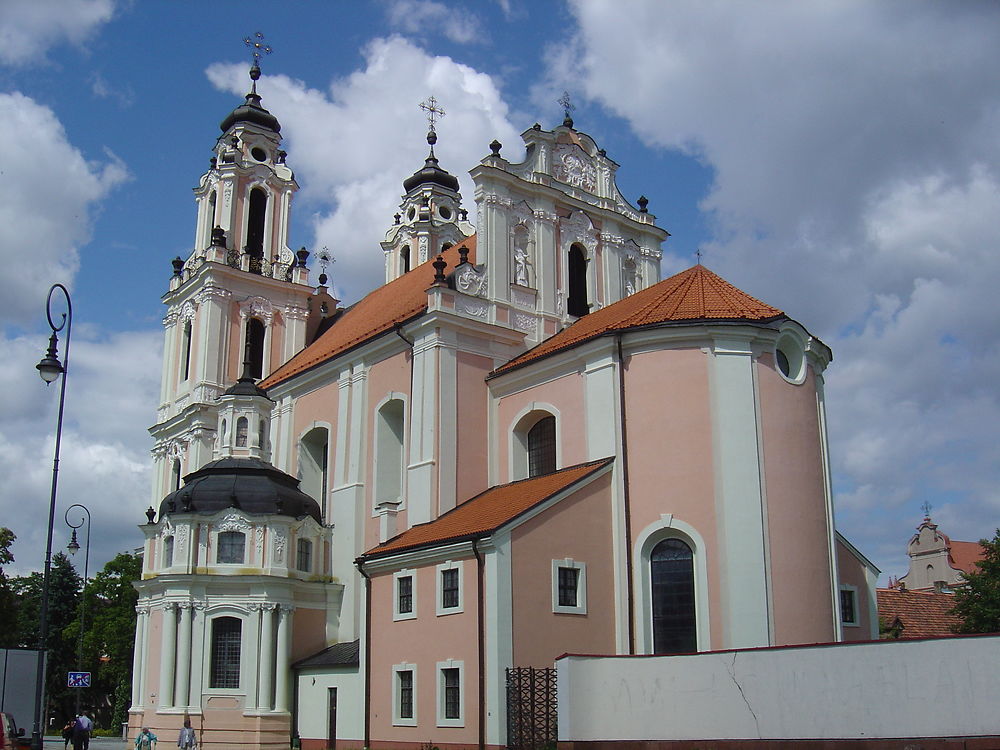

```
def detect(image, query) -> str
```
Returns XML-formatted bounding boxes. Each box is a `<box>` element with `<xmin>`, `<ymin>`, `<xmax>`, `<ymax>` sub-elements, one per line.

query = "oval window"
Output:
<box><xmin>775</xmin><ymin>333</ymin><xmax>805</xmax><ymax>384</ymax></box>
<box><xmin>251</xmin><ymin>147</ymin><xmax>267</xmax><ymax>162</ymax></box>
<box><xmin>407</xmin><ymin>207</ymin><xmax>416</xmax><ymax>221</ymax></box>
<box><xmin>439</xmin><ymin>206</ymin><xmax>452</xmax><ymax>220</ymax></box>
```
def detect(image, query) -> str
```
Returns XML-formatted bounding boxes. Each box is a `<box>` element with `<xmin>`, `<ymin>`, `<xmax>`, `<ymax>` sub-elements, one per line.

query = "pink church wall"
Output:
<box><xmin>368</xmin><ymin>558</ymin><xmax>480</xmax><ymax>746</ymax></box>
<box><xmin>455</xmin><ymin>351</ymin><xmax>491</xmax><ymax>504</ymax></box>
<box><xmin>495</xmin><ymin>373</ymin><xmax>588</xmax><ymax>484</ymax></box>
<box><xmin>292</xmin><ymin>608</ymin><xmax>329</xmax><ymax>662</ymax></box>
<box><xmin>291</xmin><ymin>384</ymin><xmax>340</xmax><ymax>510</ymax></box>
<box><xmin>622</xmin><ymin>348</ymin><xmax>724</xmax><ymax>649</ymax></box>
<box><xmin>510</xmin><ymin>471</ymin><xmax>616</xmax><ymax>666</ymax></box>
<box><xmin>757</xmin><ymin>353</ymin><xmax>836</xmax><ymax>645</ymax></box>
<box><xmin>836</xmin><ymin>539</ymin><xmax>876</xmax><ymax>642</ymax></box>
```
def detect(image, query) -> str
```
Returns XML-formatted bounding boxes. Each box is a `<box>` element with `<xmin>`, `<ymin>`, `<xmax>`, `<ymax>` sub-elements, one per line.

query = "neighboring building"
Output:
<box><xmin>130</xmin><ymin>65</ymin><xmax>876</xmax><ymax>750</ymax></box>
<box><xmin>896</xmin><ymin>512</ymin><xmax>984</xmax><ymax>592</ymax></box>
<box><xmin>876</xmin><ymin>588</ymin><xmax>962</xmax><ymax>639</ymax></box>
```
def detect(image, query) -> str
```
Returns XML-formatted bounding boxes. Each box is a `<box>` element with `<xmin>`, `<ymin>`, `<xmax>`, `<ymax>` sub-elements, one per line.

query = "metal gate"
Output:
<box><xmin>506</xmin><ymin>667</ymin><xmax>557</xmax><ymax>750</ymax></box>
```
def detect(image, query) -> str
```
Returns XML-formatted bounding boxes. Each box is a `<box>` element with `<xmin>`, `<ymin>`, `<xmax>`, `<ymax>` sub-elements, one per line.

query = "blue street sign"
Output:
<box><xmin>67</xmin><ymin>672</ymin><xmax>91</xmax><ymax>688</ymax></box>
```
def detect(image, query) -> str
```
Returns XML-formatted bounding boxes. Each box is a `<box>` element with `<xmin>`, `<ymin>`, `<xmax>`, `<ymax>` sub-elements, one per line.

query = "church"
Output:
<box><xmin>129</xmin><ymin>62</ymin><xmax>877</xmax><ymax>750</ymax></box>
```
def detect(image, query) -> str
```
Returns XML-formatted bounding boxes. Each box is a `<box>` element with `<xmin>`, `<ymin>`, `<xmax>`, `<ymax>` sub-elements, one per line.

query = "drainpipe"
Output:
<box><xmin>616</xmin><ymin>333</ymin><xmax>636</xmax><ymax>654</ymax></box>
<box><xmin>355</xmin><ymin>559</ymin><xmax>372</xmax><ymax>749</ymax></box>
<box><xmin>472</xmin><ymin>540</ymin><xmax>486</xmax><ymax>750</ymax></box>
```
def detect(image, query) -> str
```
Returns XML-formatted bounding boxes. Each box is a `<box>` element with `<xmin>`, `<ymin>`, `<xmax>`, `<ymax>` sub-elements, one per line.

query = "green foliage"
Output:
<box><xmin>951</xmin><ymin>528</ymin><xmax>1000</xmax><ymax>634</ymax></box>
<box><xmin>0</xmin><ymin>528</ymin><xmax>16</xmax><ymax>647</ymax></box>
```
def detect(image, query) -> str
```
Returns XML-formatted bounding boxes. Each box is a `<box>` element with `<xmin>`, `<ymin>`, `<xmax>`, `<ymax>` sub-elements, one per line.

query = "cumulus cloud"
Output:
<box><xmin>207</xmin><ymin>35</ymin><xmax>521</xmax><ymax>302</ymax></box>
<box><xmin>551</xmin><ymin>0</ymin><xmax>1000</xmax><ymax>578</ymax></box>
<box><xmin>0</xmin><ymin>0</ymin><xmax>115</xmax><ymax>65</ymax></box>
<box><xmin>0</xmin><ymin>92</ymin><xmax>128</xmax><ymax>327</ymax></box>
<box><xmin>386</xmin><ymin>0</ymin><xmax>484</xmax><ymax>45</ymax></box>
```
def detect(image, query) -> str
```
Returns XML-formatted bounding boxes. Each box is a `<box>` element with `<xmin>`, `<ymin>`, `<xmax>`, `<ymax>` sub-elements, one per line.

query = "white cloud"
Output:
<box><xmin>0</xmin><ymin>0</ymin><xmax>115</xmax><ymax>66</ymax></box>
<box><xmin>552</xmin><ymin>0</ymin><xmax>1000</xmax><ymax>579</ymax></box>
<box><xmin>386</xmin><ymin>0</ymin><xmax>484</xmax><ymax>45</ymax></box>
<box><xmin>207</xmin><ymin>35</ymin><xmax>521</xmax><ymax>302</ymax></box>
<box><xmin>0</xmin><ymin>92</ymin><xmax>128</xmax><ymax>327</ymax></box>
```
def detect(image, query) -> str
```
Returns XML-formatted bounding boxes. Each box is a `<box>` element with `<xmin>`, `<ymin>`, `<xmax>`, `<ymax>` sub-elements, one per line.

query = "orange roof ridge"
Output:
<box><xmin>493</xmin><ymin>264</ymin><xmax>783</xmax><ymax>376</ymax></box>
<box><xmin>360</xmin><ymin>458</ymin><xmax>614</xmax><ymax>559</ymax></box>
<box><xmin>262</xmin><ymin>237</ymin><xmax>477</xmax><ymax>388</ymax></box>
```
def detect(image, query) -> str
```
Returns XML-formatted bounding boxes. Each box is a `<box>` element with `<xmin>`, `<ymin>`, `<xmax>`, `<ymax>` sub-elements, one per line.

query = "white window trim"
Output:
<box><xmin>840</xmin><ymin>584</ymin><xmax>860</xmax><ymax>626</ymax></box>
<box><xmin>392</xmin><ymin>662</ymin><xmax>417</xmax><ymax>726</ymax></box>
<box><xmin>394</xmin><ymin>569</ymin><xmax>417</xmax><ymax>621</ymax></box>
<box><xmin>296</xmin><ymin>537</ymin><xmax>313</xmax><ymax>574</ymax></box>
<box><xmin>162</xmin><ymin>536</ymin><xmax>175</xmax><ymax>570</ymax></box>
<box><xmin>436</xmin><ymin>560</ymin><xmax>464</xmax><ymax>616</ymax></box>
<box><xmin>509</xmin><ymin>403</ymin><xmax>562</xmax><ymax>481</ymax></box>
<box><xmin>214</xmin><ymin>530</ymin><xmax>247</xmax><ymax>566</ymax></box>
<box><xmin>436</xmin><ymin>659</ymin><xmax>464</xmax><ymax>728</ymax></box>
<box><xmin>551</xmin><ymin>558</ymin><xmax>587</xmax><ymax>615</ymax></box>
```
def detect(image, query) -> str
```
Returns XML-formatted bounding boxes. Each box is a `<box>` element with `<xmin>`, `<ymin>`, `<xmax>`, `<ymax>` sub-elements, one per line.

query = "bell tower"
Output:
<box><xmin>381</xmin><ymin>97</ymin><xmax>473</xmax><ymax>283</ymax></box>
<box><xmin>150</xmin><ymin>59</ymin><xmax>315</xmax><ymax>506</ymax></box>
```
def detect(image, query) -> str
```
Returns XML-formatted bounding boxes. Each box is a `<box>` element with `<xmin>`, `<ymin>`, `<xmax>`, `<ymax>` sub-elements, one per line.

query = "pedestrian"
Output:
<box><xmin>135</xmin><ymin>727</ymin><xmax>158</xmax><ymax>750</ymax></box>
<box><xmin>177</xmin><ymin>719</ymin><xmax>196</xmax><ymax>750</ymax></box>
<box><xmin>61</xmin><ymin>719</ymin><xmax>74</xmax><ymax>749</ymax></box>
<box><xmin>72</xmin><ymin>712</ymin><xmax>93</xmax><ymax>750</ymax></box>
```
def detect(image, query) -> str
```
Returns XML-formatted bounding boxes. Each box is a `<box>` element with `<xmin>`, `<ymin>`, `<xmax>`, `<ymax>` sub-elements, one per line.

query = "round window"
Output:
<box><xmin>251</xmin><ymin>147</ymin><xmax>267</xmax><ymax>162</ymax></box>
<box><xmin>439</xmin><ymin>206</ymin><xmax>452</xmax><ymax>220</ymax></box>
<box><xmin>775</xmin><ymin>333</ymin><xmax>805</xmax><ymax>384</ymax></box>
<box><xmin>407</xmin><ymin>207</ymin><xmax>416</xmax><ymax>221</ymax></box>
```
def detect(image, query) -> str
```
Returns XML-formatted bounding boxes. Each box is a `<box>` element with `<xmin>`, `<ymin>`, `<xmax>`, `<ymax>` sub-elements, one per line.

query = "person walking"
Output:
<box><xmin>177</xmin><ymin>719</ymin><xmax>196</xmax><ymax>750</ymax></box>
<box><xmin>61</xmin><ymin>720</ymin><xmax>74</xmax><ymax>749</ymax></box>
<box><xmin>72</xmin><ymin>712</ymin><xmax>93</xmax><ymax>750</ymax></box>
<box><xmin>135</xmin><ymin>727</ymin><xmax>158</xmax><ymax>750</ymax></box>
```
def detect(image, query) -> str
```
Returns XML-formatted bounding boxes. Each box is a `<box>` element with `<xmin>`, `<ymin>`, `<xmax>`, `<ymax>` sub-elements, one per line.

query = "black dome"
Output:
<box><xmin>220</xmin><ymin>91</ymin><xmax>281</xmax><ymax>134</ymax></box>
<box><xmin>160</xmin><ymin>457</ymin><xmax>321</xmax><ymax>522</ymax></box>
<box><xmin>403</xmin><ymin>154</ymin><xmax>460</xmax><ymax>193</ymax></box>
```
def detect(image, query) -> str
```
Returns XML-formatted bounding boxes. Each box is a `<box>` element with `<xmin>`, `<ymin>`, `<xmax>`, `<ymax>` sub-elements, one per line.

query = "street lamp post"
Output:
<box><xmin>65</xmin><ymin>503</ymin><xmax>91</xmax><ymax>717</ymax></box>
<box><xmin>31</xmin><ymin>283</ymin><xmax>73</xmax><ymax>750</ymax></box>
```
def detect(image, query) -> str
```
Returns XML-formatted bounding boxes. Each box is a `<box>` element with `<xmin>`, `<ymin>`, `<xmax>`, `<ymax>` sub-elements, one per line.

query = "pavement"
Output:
<box><xmin>43</xmin><ymin>739</ymin><xmax>128</xmax><ymax>750</ymax></box>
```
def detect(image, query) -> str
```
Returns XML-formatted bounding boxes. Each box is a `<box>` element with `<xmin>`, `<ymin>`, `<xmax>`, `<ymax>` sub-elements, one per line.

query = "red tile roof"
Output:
<box><xmin>492</xmin><ymin>264</ymin><xmax>784</xmax><ymax>376</ymax></box>
<box><xmin>262</xmin><ymin>237</ymin><xmax>477</xmax><ymax>388</ymax></box>
<box><xmin>876</xmin><ymin>588</ymin><xmax>962</xmax><ymax>638</ymax></box>
<box><xmin>361</xmin><ymin>458</ymin><xmax>613</xmax><ymax>560</ymax></box>
<box><xmin>949</xmin><ymin>540</ymin><xmax>985</xmax><ymax>576</ymax></box>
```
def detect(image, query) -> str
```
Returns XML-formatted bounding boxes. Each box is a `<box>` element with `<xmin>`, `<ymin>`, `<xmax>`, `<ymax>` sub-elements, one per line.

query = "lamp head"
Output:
<box><xmin>67</xmin><ymin>529</ymin><xmax>80</xmax><ymax>556</ymax></box>
<box><xmin>36</xmin><ymin>332</ymin><xmax>63</xmax><ymax>384</ymax></box>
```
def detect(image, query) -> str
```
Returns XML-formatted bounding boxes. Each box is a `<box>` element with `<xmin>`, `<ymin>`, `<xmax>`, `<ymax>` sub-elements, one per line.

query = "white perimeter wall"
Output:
<box><xmin>557</xmin><ymin>635</ymin><xmax>1000</xmax><ymax>741</ymax></box>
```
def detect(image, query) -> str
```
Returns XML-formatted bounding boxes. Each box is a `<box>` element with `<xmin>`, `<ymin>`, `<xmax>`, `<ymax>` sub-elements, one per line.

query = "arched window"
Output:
<box><xmin>217</xmin><ymin>531</ymin><xmax>245</xmax><ymax>564</ymax></box>
<box><xmin>296</xmin><ymin>539</ymin><xmax>312</xmax><ymax>572</ymax></box>
<box><xmin>163</xmin><ymin>536</ymin><xmax>174</xmax><ymax>568</ymax></box>
<box><xmin>375</xmin><ymin>399</ymin><xmax>406</xmax><ymax>504</ymax></box>
<box><xmin>171</xmin><ymin>458</ymin><xmax>182</xmax><ymax>492</ymax></box>
<box><xmin>527</xmin><ymin>416</ymin><xmax>556</xmax><ymax>477</ymax></box>
<box><xmin>181</xmin><ymin>320</ymin><xmax>193</xmax><ymax>381</ymax></box>
<box><xmin>567</xmin><ymin>244</ymin><xmax>589</xmax><ymax>317</ymax></box>
<box><xmin>220</xmin><ymin>419</ymin><xmax>228</xmax><ymax>448</ymax></box>
<box><xmin>245</xmin><ymin>317</ymin><xmax>265</xmax><ymax>379</ymax></box>
<box><xmin>204</xmin><ymin>190</ymin><xmax>217</xmax><ymax>248</ymax></box>
<box><xmin>400</xmin><ymin>245</ymin><xmax>410</xmax><ymax>274</ymax></box>
<box><xmin>650</xmin><ymin>538</ymin><xmax>696</xmax><ymax>654</ymax></box>
<box><xmin>258</xmin><ymin>419</ymin><xmax>267</xmax><ymax>451</ymax></box>
<box><xmin>299</xmin><ymin>427</ymin><xmax>330</xmax><ymax>506</ymax></box>
<box><xmin>246</xmin><ymin>187</ymin><xmax>267</xmax><ymax>264</ymax></box>
<box><xmin>210</xmin><ymin>617</ymin><xmax>242</xmax><ymax>688</ymax></box>
<box><xmin>235</xmin><ymin>417</ymin><xmax>249</xmax><ymax>448</ymax></box>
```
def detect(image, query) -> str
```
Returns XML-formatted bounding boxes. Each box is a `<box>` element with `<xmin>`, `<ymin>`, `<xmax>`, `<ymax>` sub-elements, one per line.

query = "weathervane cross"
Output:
<box><xmin>419</xmin><ymin>96</ymin><xmax>446</xmax><ymax>133</ymax></box>
<box><xmin>243</xmin><ymin>31</ymin><xmax>273</xmax><ymax>67</ymax></box>
<box><xmin>921</xmin><ymin>501</ymin><xmax>932</xmax><ymax>519</ymax></box>
<box><xmin>558</xmin><ymin>91</ymin><xmax>575</xmax><ymax>118</ymax></box>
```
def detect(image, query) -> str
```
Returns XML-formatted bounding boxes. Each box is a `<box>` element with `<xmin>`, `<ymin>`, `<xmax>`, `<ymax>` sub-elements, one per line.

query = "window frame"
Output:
<box><xmin>840</xmin><ymin>585</ymin><xmax>859</xmax><ymax>627</ymax></box>
<box><xmin>436</xmin><ymin>660</ymin><xmax>464</xmax><ymax>727</ymax></box>
<box><xmin>393</xmin><ymin>569</ymin><xmax>417</xmax><ymax>621</ymax></box>
<box><xmin>163</xmin><ymin>536</ymin><xmax>174</xmax><ymax>569</ymax></box>
<box><xmin>208</xmin><ymin>616</ymin><xmax>242</xmax><ymax>690</ymax></box>
<box><xmin>392</xmin><ymin>663</ymin><xmax>417</xmax><ymax>726</ymax></box>
<box><xmin>436</xmin><ymin>560</ymin><xmax>464</xmax><ymax>616</ymax></box>
<box><xmin>216</xmin><ymin>530</ymin><xmax>246</xmax><ymax>565</ymax></box>
<box><xmin>296</xmin><ymin>538</ymin><xmax>312</xmax><ymax>573</ymax></box>
<box><xmin>551</xmin><ymin>558</ymin><xmax>587</xmax><ymax>615</ymax></box>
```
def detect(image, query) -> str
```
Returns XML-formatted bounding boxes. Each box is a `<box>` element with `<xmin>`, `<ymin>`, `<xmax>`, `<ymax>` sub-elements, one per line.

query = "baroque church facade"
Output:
<box><xmin>130</xmin><ymin>66</ymin><xmax>876</xmax><ymax>750</ymax></box>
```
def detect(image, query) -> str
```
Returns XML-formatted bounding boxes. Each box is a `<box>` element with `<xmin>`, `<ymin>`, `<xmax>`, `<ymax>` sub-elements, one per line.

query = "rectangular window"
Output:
<box><xmin>442</xmin><ymin>569</ymin><xmax>459</xmax><ymax>609</ymax></box>
<box><xmin>217</xmin><ymin>531</ymin><xmax>245</xmax><ymax>564</ymax></box>
<box><xmin>443</xmin><ymin>668</ymin><xmax>460</xmax><ymax>719</ymax></box>
<box><xmin>398</xmin><ymin>576</ymin><xmax>413</xmax><ymax>614</ymax></box>
<box><xmin>163</xmin><ymin>536</ymin><xmax>174</xmax><ymax>568</ymax></box>
<box><xmin>398</xmin><ymin>670</ymin><xmax>413</xmax><ymax>719</ymax></box>
<box><xmin>296</xmin><ymin>539</ymin><xmax>312</xmax><ymax>572</ymax></box>
<box><xmin>840</xmin><ymin>587</ymin><xmax>858</xmax><ymax>625</ymax></box>
<box><xmin>551</xmin><ymin>559</ymin><xmax>587</xmax><ymax>614</ymax></box>
<box><xmin>209</xmin><ymin>617</ymin><xmax>241</xmax><ymax>689</ymax></box>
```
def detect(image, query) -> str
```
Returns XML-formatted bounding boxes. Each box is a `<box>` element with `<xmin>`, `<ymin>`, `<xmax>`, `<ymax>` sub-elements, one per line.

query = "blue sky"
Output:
<box><xmin>1</xmin><ymin>0</ymin><xmax>999</xmax><ymax>587</ymax></box>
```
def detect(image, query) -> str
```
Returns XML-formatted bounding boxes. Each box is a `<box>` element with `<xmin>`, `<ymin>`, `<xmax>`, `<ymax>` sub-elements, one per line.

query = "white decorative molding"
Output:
<box><xmin>273</xmin><ymin>527</ymin><xmax>287</xmax><ymax>562</ymax></box>
<box><xmin>560</xmin><ymin>210</ymin><xmax>599</xmax><ymax>255</ymax></box>
<box><xmin>455</xmin><ymin>265</ymin><xmax>488</xmax><ymax>297</ymax></box>
<box><xmin>179</xmin><ymin>300</ymin><xmax>197</xmax><ymax>323</ymax></box>
<box><xmin>456</xmin><ymin>298</ymin><xmax>489</xmax><ymax>319</ymax></box>
<box><xmin>239</xmin><ymin>296</ymin><xmax>274</xmax><ymax>324</ymax></box>
<box><xmin>510</xmin><ymin>288</ymin><xmax>536</xmax><ymax>309</ymax></box>
<box><xmin>418</xmin><ymin>235</ymin><xmax>429</xmax><ymax>264</ymax></box>
<box><xmin>284</xmin><ymin>305</ymin><xmax>309</xmax><ymax>321</ymax></box>
<box><xmin>553</xmin><ymin>144</ymin><xmax>597</xmax><ymax>192</ymax></box>
<box><xmin>255</xmin><ymin>526</ymin><xmax>265</xmax><ymax>556</ymax></box>
<box><xmin>217</xmin><ymin>512</ymin><xmax>251</xmax><ymax>533</ymax></box>
<box><xmin>196</xmin><ymin>286</ymin><xmax>232</xmax><ymax>305</ymax></box>
<box><xmin>514</xmin><ymin>312</ymin><xmax>536</xmax><ymax>333</ymax></box>
<box><xmin>533</xmin><ymin>209</ymin><xmax>558</xmax><ymax>225</ymax></box>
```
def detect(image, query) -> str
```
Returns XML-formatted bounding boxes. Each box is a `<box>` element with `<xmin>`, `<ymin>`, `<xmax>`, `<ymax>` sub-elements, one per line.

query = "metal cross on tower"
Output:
<box><xmin>419</xmin><ymin>96</ymin><xmax>446</xmax><ymax>133</ymax></box>
<box><xmin>243</xmin><ymin>31</ymin><xmax>273</xmax><ymax>67</ymax></box>
<box><xmin>921</xmin><ymin>501</ymin><xmax>933</xmax><ymax>519</ymax></box>
<box><xmin>558</xmin><ymin>91</ymin><xmax>575</xmax><ymax>118</ymax></box>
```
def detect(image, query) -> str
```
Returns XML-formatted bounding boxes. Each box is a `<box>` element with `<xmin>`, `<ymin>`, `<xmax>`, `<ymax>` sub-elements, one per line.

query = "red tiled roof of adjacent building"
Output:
<box><xmin>261</xmin><ymin>238</ymin><xmax>477</xmax><ymax>388</ymax></box>
<box><xmin>492</xmin><ymin>264</ymin><xmax>784</xmax><ymax>376</ymax></box>
<box><xmin>360</xmin><ymin>458</ymin><xmax>613</xmax><ymax>560</ymax></box>
<box><xmin>949</xmin><ymin>540</ymin><xmax>985</xmax><ymax>576</ymax></box>
<box><xmin>876</xmin><ymin>588</ymin><xmax>962</xmax><ymax>638</ymax></box>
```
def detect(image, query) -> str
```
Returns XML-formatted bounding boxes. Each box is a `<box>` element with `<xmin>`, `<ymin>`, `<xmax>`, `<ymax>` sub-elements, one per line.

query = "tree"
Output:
<box><xmin>0</xmin><ymin>528</ymin><xmax>16</xmax><ymax>647</ymax></box>
<box><xmin>951</xmin><ymin>528</ymin><xmax>1000</xmax><ymax>634</ymax></box>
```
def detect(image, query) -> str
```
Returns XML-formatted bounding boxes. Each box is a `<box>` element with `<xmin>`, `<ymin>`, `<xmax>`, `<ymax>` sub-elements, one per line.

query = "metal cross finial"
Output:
<box><xmin>419</xmin><ymin>96</ymin><xmax>446</xmax><ymax>133</ymax></box>
<box><xmin>696</xmin><ymin>247</ymin><xmax>703</xmax><ymax>263</ymax></box>
<box><xmin>558</xmin><ymin>91</ymin><xmax>575</xmax><ymax>118</ymax></box>
<box><xmin>243</xmin><ymin>31</ymin><xmax>273</xmax><ymax>67</ymax></box>
<box><xmin>921</xmin><ymin>501</ymin><xmax>932</xmax><ymax>519</ymax></box>
<box><xmin>318</xmin><ymin>246</ymin><xmax>335</xmax><ymax>275</ymax></box>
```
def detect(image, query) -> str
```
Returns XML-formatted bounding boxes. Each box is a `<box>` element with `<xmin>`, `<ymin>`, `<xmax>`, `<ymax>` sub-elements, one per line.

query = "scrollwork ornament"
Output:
<box><xmin>217</xmin><ymin>512</ymin><xmax>251</xmax><ymax>533</ymax></box>
<box><xmin>239</xmin><ymin>296</ymin><xmax>274</xmax><ymax>324</ymax></box>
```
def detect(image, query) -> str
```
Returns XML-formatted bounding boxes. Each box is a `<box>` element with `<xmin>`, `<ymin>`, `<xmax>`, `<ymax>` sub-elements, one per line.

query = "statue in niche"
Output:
<box><xmin>512</xmin><ymin>226</ymin><xmax>533</xmax><ymax>287</ymax></box>
<box><xmin>623</xmin><ymin>256</ymin><xmax>638</xmax><ymax>297</ymax></box>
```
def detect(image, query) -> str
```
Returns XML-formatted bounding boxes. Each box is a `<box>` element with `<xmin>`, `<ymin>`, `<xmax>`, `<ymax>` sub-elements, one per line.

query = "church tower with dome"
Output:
<box><xmin>131</xmin><ymin>58</ymin><xmax>879</xmax><ymax>750</ymax></box>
